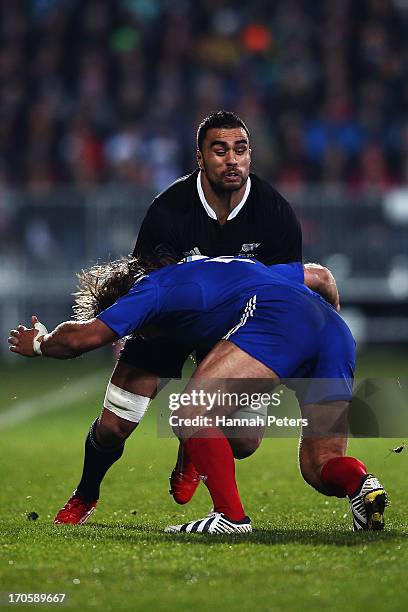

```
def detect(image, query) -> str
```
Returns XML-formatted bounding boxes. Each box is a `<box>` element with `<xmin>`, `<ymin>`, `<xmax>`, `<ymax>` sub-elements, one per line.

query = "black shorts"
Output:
<box><xmin>119</xmin><ymin>335</ymin><xmax>194</xmax><ymax>378</ymax></box>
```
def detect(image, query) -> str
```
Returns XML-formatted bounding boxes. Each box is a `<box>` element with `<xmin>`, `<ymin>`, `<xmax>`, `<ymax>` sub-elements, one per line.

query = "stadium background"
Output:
<box><xmin>1</xmin><ymin>2</ymin><xmax>408</xmax><ymax>611</ymax></box>
<box><xmin>0</xmin><ymin>0</ymin><xmax>408</xmax><ymax>351</ymax></box>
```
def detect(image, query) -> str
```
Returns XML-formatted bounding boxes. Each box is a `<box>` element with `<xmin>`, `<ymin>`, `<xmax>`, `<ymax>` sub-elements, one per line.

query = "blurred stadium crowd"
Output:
<box><xmin>1</xmin><ymin>0</ymin><xmax>408</xmax><ymax>192</ymax></box>
<box><xmin>1</xmin><ymin>0</ymin><xmax>408</xmax><ymax>350</ymax></box>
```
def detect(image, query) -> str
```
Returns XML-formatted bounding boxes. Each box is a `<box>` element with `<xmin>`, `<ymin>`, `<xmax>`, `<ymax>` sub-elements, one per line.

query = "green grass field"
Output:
<box><xmin>1</xmin><ymin>349</ymin><xmax>408</xmax><ymax>611</ymax></box>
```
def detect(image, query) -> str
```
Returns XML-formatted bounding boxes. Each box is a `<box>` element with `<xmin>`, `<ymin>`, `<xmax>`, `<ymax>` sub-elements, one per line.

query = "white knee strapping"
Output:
<box><xmin>104</xmin><ymin>382</ymin><xmax>151</xmax><ymax>423</ymax></box>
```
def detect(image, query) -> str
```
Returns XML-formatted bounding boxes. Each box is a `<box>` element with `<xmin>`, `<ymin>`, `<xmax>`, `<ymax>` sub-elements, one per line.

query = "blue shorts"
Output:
<box><xmin>225</xmin><ymin>285</ymin><xmax>356</xmax><ymax>405</ymax></box>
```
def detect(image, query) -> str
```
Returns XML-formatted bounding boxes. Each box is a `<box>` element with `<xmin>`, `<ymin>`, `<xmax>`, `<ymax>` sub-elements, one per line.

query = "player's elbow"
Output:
<box><xmin>316</xmin><ymin>266</ymin><xmax>332</xmax><ymax>287</ymax></box>
<box><xmin>304</xmin><ymin>264</ymin><xmax>331</xmax><ymax>289</ymax></box>
<box><xmin>315</xmin><ymin>269</ymin><xmax>333</xmax><ymax>298</ymax></box>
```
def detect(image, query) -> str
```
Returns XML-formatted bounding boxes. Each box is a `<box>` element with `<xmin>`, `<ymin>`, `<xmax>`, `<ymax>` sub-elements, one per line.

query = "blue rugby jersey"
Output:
<box><xmin>97</xmin><ymin>257</ymin><xmax>315</xmax><ymax>346</ymax></box>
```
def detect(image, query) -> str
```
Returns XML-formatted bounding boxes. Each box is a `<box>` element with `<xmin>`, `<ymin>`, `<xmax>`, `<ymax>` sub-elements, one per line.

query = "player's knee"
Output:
<box><xmin>103</xmin><ymin>382</ymin><xmax>150</xmax><ymax>428</ymax></box>
<box><xmin>97</xmin><ymin>382</ymin><xmax>151</xmax><ymax>443</ymax></box>
<box><xmin>230</xmin><ymin>437</ymin><xmax>261</xmax><ymax>460</ymax></box>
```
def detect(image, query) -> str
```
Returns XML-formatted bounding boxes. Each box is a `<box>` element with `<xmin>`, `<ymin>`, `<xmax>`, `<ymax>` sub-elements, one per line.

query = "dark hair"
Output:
<box><xmin>196</xmin><ymin>111</ymin><xmax>250</xmax><ymax>151</ymax></box>
<box><xmin>73</xmin><ymin>247</ymin><xmax>178</xmax><ymax>321</ymax></box>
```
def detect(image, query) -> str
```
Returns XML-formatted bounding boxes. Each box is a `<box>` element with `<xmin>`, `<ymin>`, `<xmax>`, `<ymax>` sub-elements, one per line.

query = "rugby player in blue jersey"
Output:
<box><xmin>9</xmin><ymin>256</ymin><xmax>387</xmax><ymax>533</ymax></box>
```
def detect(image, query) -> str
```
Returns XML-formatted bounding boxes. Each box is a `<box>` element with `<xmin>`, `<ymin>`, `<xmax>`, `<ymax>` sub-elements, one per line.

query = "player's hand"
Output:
<box><xmin>8</xmin><ymin>316</ymin><xmax>46</xmax><ymax>357</ymax></box>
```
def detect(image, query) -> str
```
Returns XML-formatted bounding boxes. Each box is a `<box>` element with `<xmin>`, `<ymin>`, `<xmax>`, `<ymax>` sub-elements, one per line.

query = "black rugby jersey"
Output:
<box><xmin>133</xmin><ymin>169</ymin><xmax>302</xmax><ymax>265</ymax></box>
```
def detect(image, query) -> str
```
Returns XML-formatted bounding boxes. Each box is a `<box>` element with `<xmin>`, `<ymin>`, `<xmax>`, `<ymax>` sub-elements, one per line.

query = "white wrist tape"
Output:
<box><xmin>104</xmin><ymin>382</ymin><xmax>151</xmax><ymax>423</ymax></box>
<box><xmin>33</xmin><ymin>321</ymin><xmax>48</xmax><ymax>355</ymax></box>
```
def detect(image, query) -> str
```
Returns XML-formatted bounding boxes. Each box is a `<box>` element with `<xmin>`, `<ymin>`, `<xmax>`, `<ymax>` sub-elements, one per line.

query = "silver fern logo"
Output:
<box><xmin>240</xmin><ymin>243</ymin><xmax>261</xmax><ymax>253</ymax></box>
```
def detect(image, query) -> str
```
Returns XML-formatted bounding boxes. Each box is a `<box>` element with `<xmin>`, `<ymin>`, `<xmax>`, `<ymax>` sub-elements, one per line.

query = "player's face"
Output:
<box><xmin>197</xmin><ymin>128</ymin><xmax>251</xmax><ymax>192</ymax></box>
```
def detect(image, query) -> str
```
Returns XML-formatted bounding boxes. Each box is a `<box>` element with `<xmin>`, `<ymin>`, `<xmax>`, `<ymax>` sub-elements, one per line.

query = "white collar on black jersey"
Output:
<box><xmin>197</xmin><ymin>171</ymin><xmax>251</xmax><ymax>221</ymax></box>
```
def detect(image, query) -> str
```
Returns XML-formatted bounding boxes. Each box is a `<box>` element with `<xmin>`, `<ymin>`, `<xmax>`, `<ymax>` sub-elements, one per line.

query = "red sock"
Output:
<box><xmin>321</xmin><ymin>456</ymin><xmax>367</xmax><ymax>498</ymax></box>
<box><xmin>175</xmin><ymin>442</ymin><xmax>197</xmax><ymax>477</ymax></box>
<box><xmin>184</xmin><ymin>427</ymin><xmax>245</xmax><ymax>521</ymax></box>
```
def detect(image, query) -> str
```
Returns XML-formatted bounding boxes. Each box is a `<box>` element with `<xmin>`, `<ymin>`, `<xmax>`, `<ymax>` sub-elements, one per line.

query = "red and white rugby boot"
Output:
<box><xmin>169</xmin><ymin>444</ymin><xmax>201</xmax><ymax>505</ymax></box>
<box><xmin>54</xmin><ymin>492</ymin><xmax>97</xmax><ymax>525</ymax></box>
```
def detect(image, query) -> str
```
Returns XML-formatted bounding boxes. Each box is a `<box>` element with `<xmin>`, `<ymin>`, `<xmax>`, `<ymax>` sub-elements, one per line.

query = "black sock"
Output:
<box><xmin>75</xmin><ymin>419</ymin><xmax>125</xmax><ymax>502</ymax></box>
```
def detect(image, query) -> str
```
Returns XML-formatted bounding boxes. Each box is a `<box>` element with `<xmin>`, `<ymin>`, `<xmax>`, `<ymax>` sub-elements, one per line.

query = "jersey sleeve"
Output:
<box><xmin>97</xmin><ymin>276</ymin><xmax>158</xmax><ymax>338</ymax></box>
<box><xmin>269</xmin><ymin>262</ymin><xmax>304</xmax><ymax>283</ymax></box>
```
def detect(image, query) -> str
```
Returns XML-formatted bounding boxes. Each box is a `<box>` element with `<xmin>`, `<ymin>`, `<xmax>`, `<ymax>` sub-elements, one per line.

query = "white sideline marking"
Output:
<box><xmin>0</xmin><ymin>371</ymin><xmax>106</xmax><ymax>429</ymax></box>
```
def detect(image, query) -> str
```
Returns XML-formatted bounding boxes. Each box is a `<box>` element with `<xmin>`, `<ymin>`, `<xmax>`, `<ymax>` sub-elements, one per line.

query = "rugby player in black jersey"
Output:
<box><xmin>54</xmin><ymin>111</ymin><xmax>338</xmax><ymax>525</ymax></box>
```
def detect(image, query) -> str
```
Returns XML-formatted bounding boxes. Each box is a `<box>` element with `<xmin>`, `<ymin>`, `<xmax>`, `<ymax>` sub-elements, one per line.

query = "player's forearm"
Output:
<box><xmin>9</xmin><ymin>317</ymin><xmax>117</xmax><ymax>360</ymax></box>
<box><xmin>304</xmin><ymin>264</ymin><xmax>340</xmax><ymax>311</ymax></box>
<box><xmin>39</xmin><ymin>321</ymin><xmax>94</xmax><ymax>359</ymax></box>
<box><xmin>40</xmin><ymin>319</ymin><xmax>118</xmax><ymax>359</ymax></box>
